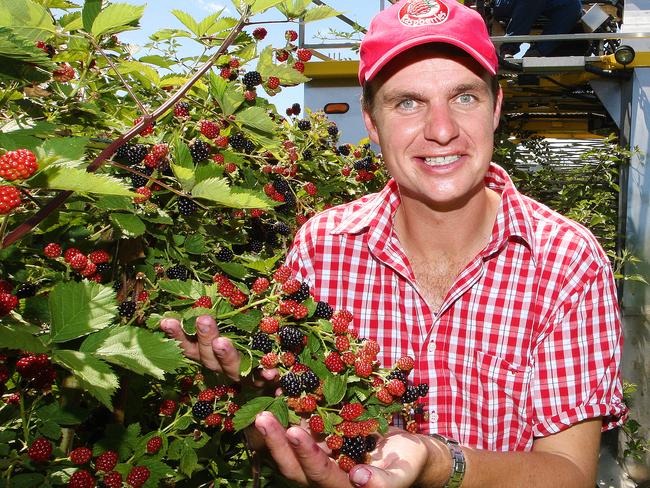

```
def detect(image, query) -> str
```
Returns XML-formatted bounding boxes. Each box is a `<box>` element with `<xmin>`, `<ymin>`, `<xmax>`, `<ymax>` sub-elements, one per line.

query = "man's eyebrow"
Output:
<box><xmin>380</xmin><ymin>90</ymin><xmax>424</xmax><ymax>104</ymax></box>
<box><xmin>451</xmin><ymin>82</ymin><xmax>490</xmax><ymax>95</ymax></box>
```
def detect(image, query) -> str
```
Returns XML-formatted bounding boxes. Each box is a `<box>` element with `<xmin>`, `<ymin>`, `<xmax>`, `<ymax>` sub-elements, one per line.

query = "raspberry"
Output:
<box><xmin>307</xmin><ymin>414</ymin><xmax>325</xmax><ymax>433</ymax></box>
<box><xmin>44</xmin><ymin>242</ymin><xmax>62</xmax><ymax>258</ymax></box>
<box><xmin>279</xmin><ymin>372</ymin><xmax>302</xmax><ymax>397</ymax></box>
<box><xmin>126</xmin><ymin>466</ymin><xmax>150</xmax><ymax>488</ymax></box>
<box><xmin>68</xmin><ymin>469</ymin><xmax>95</xmax><ymax>488</ymax></box>
<box><xmin>267</xmin><ymin>76</ymin><xmax>280</xmax><ymax>89</ymax></box>
<box><xmin>362</xmin><ymin>339</ymin><xmax>380</xmax><ymax>359</ymax></box>
<box><xmin>335</xmin><ymin>336</ymin><xmax>350</xmax><ymax>352</ymax></box>
<box><xmin>133</xmin><ymin>186</ymin><xmax>151</xmax><ymax>203</ymax></box>
<box><xmin>354</xmin><ymin>359</ymin><xmax>373</xmax><ymax>378</ymax></box>
<box><xmin>70</xmin><ymin>447</ymin><xmax>93</xmax><ymax>465</ymax></box>
<box><xmin>326</xmin><ymin>434</ymin><xmax>344</xmax><ymax>451</ymax></box>
<box><xmin>396</xmin><ymin>356</ymin><xmax>415</xmax><ymax>371</ymax></box>
<box><xmin>192</xmin><ymin>400</ymin><xmax>214</xmax><ymax>420</ymax></box>
<box><xmin>200</xmin><ymin>120</ymin><xmax>220</xmax><ymax>139</ymax></box>
<box><xmin>285</xmin><ymin>30</ymin><xmax>298</xmax><ymax>42</ymax></box>
<box><xmin>146</xmin><ymin>436</ymin><xmax>162</xmax><ymax>454</ymax></box>
<box><xmin>313</xmin><ymin>301</ymin><xmax>333</xmax><ymax>319</ymax></box>
<box><xmin>251</xmin><ymin>332</ymin><xmax>274</xmax><ymax>353</ymax></box>
<box><xmin>276</xmin><ymin>49</ymin><xmax>289</xmax><ymax>62</ymax></box>
<box><xmin>0</xmin><ymin>185</ymin><xmax>21</xmax><ymax>214</ymax></box>
<box><xmin>118</xmin><ymin>300</ymin><xmax>136</xmax><ymax>318</ymax></box>
<box><xmin>94</xmin><ymin>450</ymin><xmax>118</xmax><ymax>472</ymax></box>
<box><xmin>280</xmin><ymin>351</ymin><xmax>296</xmax><ymax>367</ymax></box>
<box><xmin>341</xmin><ymin>435</ymin><xmax>367</xmax><ymax>462</ymax></box>
<box><xmin>279</xmin><ymin>326</ymin><xmax>304</xmax><ymax>352</ymax></box>
<box><xmin>338</xmin><ymin>454</ymin><xmax>357</xmax><ymax>473</ymax></box>
<box><xmin>340</xmin><ymin>403</ymin><xmax>364</xmax><ymax>421</ymax></box>
<box><xmin>53</xmin><ymin>62</ymin><xmax>75</xmax><ymax>82</ymax></box>
<box><xmin>204</xmin><ymin>413</ymin><xmax>223</xmax><ymax>427</ymax></box>
<box><xmin>293</xmin><ymin>61</ymin><xmax>305</xmax><ymax>73</ymax></box>
<box><xmin>281</xmin><ymin>278</ymin><xmax>301</xmax><ymax>295</ymax></box>
<box><xmin>192</xmin><ymin>295</ymin><xmax>212</xmax><ymax>309</ymax></box>
<box><xmin>260</xmin><ymin>352</ymin><xmax>278</xmax><ymax>369</ymax></box>
<box><xmin>166</xmin><ymin>264</ymin><xmax>190</xmax><ymax>280</ymax></box>
<box><xmin>242</xmin><ymin>71</ymin><xmax>262</xmax><ymax>88</ymax></box>
<box><xmin>251</xmin><ymin>277</ymin><xmax>270</xmax><ymax>295</ymax></box>
<box><xmin>88</xmin><ymin>250</ymin><xmax>110</xmax><ymax>264</ymax></box>
<box><xmin>190</xmin><ymin>140</ymin><xmax>210</xmax><ymax>162</ymax></box>
<box><xmin>0</xmin><ymin>293</ymin><xmax>18</xmax><ymax>316</ymax></box>
<box><xmin>296</xmin><ymin>48</ymin><xmax>312</xmax><ymax>62</ymax></box>
<box><xmin>102</xmin><ymin>471</ymin><xmax>122</xmax><ymax>488</ymax></box>
<box><xmin>28</xmin><ymin>437</ymin><xmax>52</xmax><ymax>462</ymax></box>
<box><xmin>70</xmin><ymin>253</ymin><xmax>88</xmax><ymax>271</ymax></box>
<box><xmin>252</xmin><ymin>27</ymin><xmax>267</xmax><ymax>40</ymax></box>
<box><xmin>174</xmin><ymin>102</ymin><xmax>190</xmax><ymax>118</ymax></box>
<box><xmin>299</xmin><ymin>395</ymin><xmax>317</xmax><ymax>413</ymax></box>
<box><xmin>386</xmin><ymin>379</ymin><xmax>406</xmax><ymax>397</ymax></box>
<box><xmin>0</xmin><ymin>149</ymin><xmax>39</xmax><ymax>181</ymax></box>
<box><xmin>159</xmin><ymin>399</ymin><xmax>177</xmax><ymax>416</ymax></box>
<box><xmin>324</xmin><ymin>352</ymin><xmax>345</xmax><ymax>373</ymax></box>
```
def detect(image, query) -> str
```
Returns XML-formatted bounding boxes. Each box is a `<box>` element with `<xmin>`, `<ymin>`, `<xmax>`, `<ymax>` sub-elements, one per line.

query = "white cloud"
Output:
<box><xmin>196</xmin><ymin>0</ymin><xmax>228</xmax><ymax>13</ymax></box>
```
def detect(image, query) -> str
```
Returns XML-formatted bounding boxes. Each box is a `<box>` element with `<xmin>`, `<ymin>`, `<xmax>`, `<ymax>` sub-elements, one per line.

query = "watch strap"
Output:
<box><xmin>430</xmin><ymin>433</ymin><xmax>466</xmax><ymax>488</ymax></box>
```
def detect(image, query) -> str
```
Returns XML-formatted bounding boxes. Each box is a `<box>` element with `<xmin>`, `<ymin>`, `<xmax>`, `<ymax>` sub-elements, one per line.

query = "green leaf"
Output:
<box><xmin>216</xmin><ymin>261</ymin><xmax>249</xmax><ymax>279</ymax></box>
<box><xmin>171</xmin><ymin>10</ymin><xmax>200</xmax><ymax>37</ymax></box>
<box><xmin>95</xmin><ymin>326</ymin><xmax>186</xmax><ymax>379</ymax></box>
<box><xmin>267</xmin><ymin>396</ymin><xmax>289</xmax><ymax>427</ymax></box>
<box><xmin>203</xmin><ymin>16</ymin><xmax>238</xmax><ymax>36</ymax></box>
<box><xmin>31</xmin><ymin>166</ymin><xmax>137</xmax><ymax>197</ymax></box>
<box><xmin>138</xmin><ymin>55</ymin><xmax>175</xmax><ymax>69</ymax></box>
<box><xmin>239</xmin><ymin>348</ymin><xmax>252</xmax><ymax>376</ymax></box>
<box><xmin>38</xmin><ymin>136</ymin><xmax>89</xmax><ymax>164</ymax></box>
<box><xmin>116</xmin><ymin>60</ymin><xmax>160</xmax><ymax>88</ymax></box>
<box><xmin>0</xmin><ymin>324</ymin><xmax>47</xmax><ymax>353</ymax></box>
<box><xmin>233</xmin><ymin>396</ymin><xmax>275</xmax><ymax>431</ymax></box>
<box><xmin>49</xmin><ymin>281</ymin><xmax>117</xmax><ymax>343</ymax></box>
<box><xmin>251</xmin><ymin>0</ymin><xmax>285</xmax><ymax>14</ymax></box>
<box><xmin>229</xmin><ymin>308</ymin><xmax>261</xmax><ymax>332</ymax></box>
<box><xmin>91</xmin><ymin>3</ymin><xmax>145</xmax><ymax>36</ymax></box>
<box><xmin>82</xmin><ymin>0</ymin><xmax>101</xmax><ymax>32</ymax></box>
<box><xmin>110</xmin><ymin>213</ymin><xmax>146</xmax><ymax>238</ymax></box>
<box><xmin>11</xmin><ymin>474</ymin><xmax>46</xmax><ymax>488</ymax></box>
<box><xmin>236</xmin><ymin>106</ymin><xmax>275</xmax><ymax>135</ymax></box>
<box><xmin>324</xmin><ymin>373</ymin><xmax>347</xmax><ymax>405</ymax></box>
<box><xmin>38</xmin><ymin>420</ymin><xmax>62</xmax><ymax>440</ymax></box>
<box><xmin>303</xmin><ymin>4</ymin><xmax>340</xmax><ymax>22</ymax></box>
<box><xmin>184</xmin><ymin>234</ymin><xmax>209</xmax><ymax>254</ymax></box>
<box><xmin>0</xmin><ymin>26</ymin><xmax>56</xmax><ymax>69</ymax></box>
<box><xmin>192</xmin><ymin>178</ymin><xmax>273</xmax><ymax>209</ymax></box>
<box><xmin>173</xmin><ymin>139</ymin><xmax>193</xmax><ymax>169</ymax></box>
<box><xmin>196</xmin><ymin>10</ymin><xmax>226</xmax><ymax>36</ymax></box>
<box><xmin>277</xmin><ymin>0</ymin><xmax>311</xmax><ymax>19</ymax></box>
<box><xmin>52</xmin><ymin>350</ymin><xmax>118</xmax><ymax>409</ymax></box>
<box><xmin>171</xmin><ymin>164</ymin><xmax>195</xmax><ymax>192</ymax></box>
<box><xmin>0</xmin><ymin>0</ymin><xmax>56</xmax><ymax>41</ymax></box>
<box><xmin>179</xmin><ymin>441</ymin><xmax>199</xmax><ymax>477</ymax></box>
<box><xmin>95</xmin><ymin>195</ymin><xmax>133</xmax><ymax>211</ymax></box>
<box><xmin>210</xmin><ymin>73</ymin><xmax>244</xmax><ymax>116</ymax></box>
<box><xmin>158</xmin><ymin>279</ymin><xmax>204</xmax><ymax>299</ymax></box>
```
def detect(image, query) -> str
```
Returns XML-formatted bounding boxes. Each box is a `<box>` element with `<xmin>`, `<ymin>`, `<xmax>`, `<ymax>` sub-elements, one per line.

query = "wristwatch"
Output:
<box><xmin>430</xmin><ymin>433</ymin><xmax>466</xmax><ymax>488</ymax></box>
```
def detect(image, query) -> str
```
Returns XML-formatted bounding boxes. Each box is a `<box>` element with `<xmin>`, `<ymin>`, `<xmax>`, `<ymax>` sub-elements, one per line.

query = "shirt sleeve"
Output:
<box><xmin>530</xmin><ymin>261</ymin><xmax>628</xmax><ymax>437</ymax></box>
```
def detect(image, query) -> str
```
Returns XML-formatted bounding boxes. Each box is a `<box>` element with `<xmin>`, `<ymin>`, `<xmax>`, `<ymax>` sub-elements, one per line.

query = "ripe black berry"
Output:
<box><xmin>229</xmin><ymin>133</ymin><xmax>248</xmax><ymax>152</ymax></box>
<box><xmin>192</xmin><ymin>400</ymin><xmax>214</xmax><ymax>420</ymax></box>
<box><xmin>118</xmin><ymin>300</ymin><xmax>136</xmax><ymax>318</ymax></box>
<box><xmin>301</xmin><ymin>370</ymin><xmax>319</xmax><ymax>392</ymax></box>
<box><xmin>15</xmin><ymin>283</ymin><xmax>37</xmax><ymax>298</ymax></box>
<box><xmin>387</xmin><ymin>369</ymin><xmax>408</xmax><ymax>384</ymax></box>
<box><xmin>115</xmin><ymin>143</ymin><xmax>132</xmax><ymax>163</ymax></box>
<box><xmin>277</xmin><ymin>191</ymin><xmax>296</xmax><ymax>214</ymax></box>
<box><xmin>337</xmin><ymin>145</ymin><xmax>350</xmax><ymax>156</ymax></box>
<box><xmin>95</xmin><ymin>263</ymin><xmax>111</xmax><ymax>274</ymax></box>
<box><xmin>341</xmin><ymin>436</ymin><xmax>366</xmax><ymax>462</ymax></box>
<box><xmin>291</xmin><ymin>103</ymin><xmax>301</xmax><ymax>115</ymax></box>
<box><xmin>278</xmin><ymin>326</ymin><xmax>304</xmax><ymax>352</ymax></box>
<box><xmin>354</xmin><ymin>156</ymin><xmax>373</xmax><ymax>171</ymax></box>
<box><xmin>273</xmin><ymin>221</ymin><xmax>291</xmax><ymax>236</ymax></box>
<box><xmin>327</xmin><ymin>124</ymin><xmax>339</xmax><ymax>137</ymax></box>
<box><xmin>365</xmin><ymin>435</ymin><xmax>377</xmax><ymax>453</ymax></box>
<box><xmin>178</xmin><ymin>196</ymin><xmax>197</xmax><ymax>217</ymax></box>
<box><xmin>279</xmin><ymin>372</ymin><xmax>302</xmax><ymax>397</ymax></box>
<box><xmin>248</xmin><ymin>240</ymin><xmax>264</xmax><ymax>253</ymax></box>
<box><xmin>242</xmin><ymin>70</ymin><xmax>262</xmax><ymax>88</ymax></box>
<box><xmin>130</xmin><ymin>166</ymin><xmax>152</xmax><ymax>188</ymax></box>
<box><xmin>166</xmin><ymin>264</ymin><xmax>190</xmax><ymax>280</ymax></box>
<box><xmin>313</xmin><ymin>301</ymin><xmax>333</xmax><ymax>319</ymax></box>
<box><xmin>216</xmin><ymin>247</ymin><xmax>234</xmax><ymax>262</ymax></box>
<box><xmin>297</xmin><ymin>120</ymin><xmax>311</xmax><ymax>131</ymax></box>
<box><xmin>302</xmin><ymin>150</ymin><xmax>313</xmax><ymax>161</ymax></box>
<box><xmin>417</xmin><ymin>383</ymin><xmax>429</xmax><ymax>397</ymax></box>
<box><xmin>127</xmin><ymin>144</ymin><xmax>148</xmax><ymax>166</ymax></box>
<box><xmin>401</xmin><ymin>385</ymin><xmax>420</xmax><ymax>404</ymax></box>
<box><xmin>288</xmin><ymin>282</ymin><xmax>310</xmax><ymax>303</ymax></box>
<box><xmin>190</xmin><ymin>140</ymin><xmax>210</xmax><ymax>162</ymax></box>
<box><xmin>251</xmin><ymin>332</ymin><xmax>274</xmax><ymax>353</ymax></box>
<box><xmin>243</xmin><ymin>139</ymin><xmax>255</xmax><ymax>154</ymax></box>
<box><xmin>272</xmin><ymin>179</ymin><xmax>290</xmax><ymax>195</ymax></box>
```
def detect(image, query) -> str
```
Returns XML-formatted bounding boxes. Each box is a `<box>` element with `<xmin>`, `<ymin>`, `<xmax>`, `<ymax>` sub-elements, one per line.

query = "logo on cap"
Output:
<box><xmin>398</xmin><ymin>0</ymin><xmax>449</xmax><ymax>26</ymax></box>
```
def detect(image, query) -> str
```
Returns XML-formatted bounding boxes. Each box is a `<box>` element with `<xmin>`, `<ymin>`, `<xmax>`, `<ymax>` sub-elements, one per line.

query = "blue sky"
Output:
<box><xmin>118</xmin><ymin>1</ymin><xmax>377</xmax><ymax>113</ymax></box>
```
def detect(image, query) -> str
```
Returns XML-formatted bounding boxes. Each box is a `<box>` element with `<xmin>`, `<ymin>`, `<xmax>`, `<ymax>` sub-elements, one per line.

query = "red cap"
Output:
<box><xmin>358</xmin><ymin>0</ymin><xmax>497</xmax><ymax>86</ymax></box>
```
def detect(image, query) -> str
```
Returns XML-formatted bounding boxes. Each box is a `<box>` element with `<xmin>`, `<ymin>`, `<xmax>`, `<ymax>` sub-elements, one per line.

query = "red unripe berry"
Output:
<box><xmin>214</xmin><ymin>135</ymin><xmax>229</xmax><ymax>148</ymax></box>
<box><xmin>259</xmin><ymin>315</ymin><xmax>279</xmax><ymax>334</ymax></box>
<box><xmin>88</xmin><ymin>250</ymin><xmax>110</xmax><ymax>264</ymax></box>
<box><xmin>126</xmin><ymin>466</ymin><xmax>150</xmax><ymax>488</ymax></box>
<box><xmin>308</xmin><ymin>415</ymin><xmax>325</xmax><ymax>433</ymax></box>
<box><xmin>338</xmin><ymin>455</ymin><xmax>357</xmax><ymax>473</ymax></box>
<box><xmin>68</xmin><ymin>468</ymin><xmax>95</xmax><ymax>488</ymax></box>
<box><xmin>44</xmin><ymin>242</ymin><xmax>62</xmax><ymax>258</ymax></box>
<box><xmin>159</xmin><ymin>399</ymin><xmax>177</xmax><ymax>416</ymax></box>
<box><xmin>212</xmin><ymin>153</ymin><xmax>225</xmax><ymax>164</ymax></box>
<box><xmin>339</xmin><ymin>402</ymin><xmax>364</xmax><ymax>421</ymax></box>
<box><xmin>200</xmin><ymin>120</ymin><xmax>220</xmax><ymax>139</ymax></box>
<box><xmin>192</xmin><ymin>295</ymin><xmax>212</xmax><ymax>309</ymax></box>
<box><xmin>396</xmin><ymin>356</ymin><xmax>415</xmax><ymax>371</ymax></box>
<box><xmin>28</xmin><ymin>437</ymin><xmax>52</xmax><ymax>463</ymax></box>
<box><xmin>53</xmin><ymin>63</ymin><xmax>75</xmax><ymax>82</ymax></box>
<box><xmin>134</xmin><ymin>186</ymin><xmax>151</xmax><ymax>203</ymax></box>
<box><xmin>94</xmin><ymin>450</ymin><xmax>118</xmax><ymax>472</ymax></box>
<box><xmin>285</xmin><ymin>30</ymin><xmax>298</xmax><ymax>42</ymax></box>
<box><xmin>0</xmin><ymin>293</ymin><xmax>18</xmax><ymax>316</ymax></box>
<box><xmin>102</xmin><ymin>471</ymin><xmax>122</xmax><ymax>488</ymax></box>
<box><xmin>267</xmin><ymin>76</ymin><xmax>280</xmax><ymax>89</ymax></box>
<box><xmin>293</xmin><ymin>61</ymin><xmax>305</xmax><ymax>73</ymax></box>
<box><xmin>70</xmin><ymin>253</ymin><xmax>88</xmax><ymax>271</ymax></box>
<box><xmin>275</xmin><ymin>49</ymin><xmax>289</xmax><ymax>62</ymax></box>
<box><xmin>146</xmin><ymin>435</ymin><xmax>162</xmax><ymax>454</ymax></box>
<box><xmin>220</xmin><ymin>67</ymin><xmax>232</xmax><ymax>79</ymax></box>
<box><xmin>326</xmin><ymin>434</ymin><xmax>344</xmax><ymax>450</ymax></box>
<box><xmin>252</xmin><ymin>277</ymin><xmax>270</xmax><ymax>295</ymax></box>
<box><xmin>376</xmin><ymin>387</ymin><xmax>394</xmax><ymax>404</ymax></box>
<box><xmin>296</xmin><ymin>48</ymin><xmax>312</xmax><ymax>62</ymax></box>
<box><xmin>0</xmin><ymin>185</ymin><xmax>21</xmax><ymax>214</ymax></box>
<box><xmin>252</xmin><ymin>27</ymin><xmax>267</xmax><ymax>40</ymax></box>
<box><xmin>0</xmin><ymin>149</ymin><xmax>39</xmax><ymax>181</ymax></box>
<box><xmin>134</xmin><ymin>116</ymin><xmax>154</xmax><ymax>136</ymax></box>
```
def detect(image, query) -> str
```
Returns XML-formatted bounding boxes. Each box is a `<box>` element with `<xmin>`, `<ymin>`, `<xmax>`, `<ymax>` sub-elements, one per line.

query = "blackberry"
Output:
<box><xmin>166</xmin><ymin>264</ymin><xmax>190</xmax><ymax>280</ymax></box>
<box><xmin>337</xmin><ymin>145</ymin><xmax>350</xmax><ymax>156</ymax></box>
<box><xmin>301</xmin><ymin>370</ymin><xmax>319</xmax><ymax>393</ymax></box>
<box><xmin>192</xmin><ymin>400</ymin><xmax>214</xmax><ymax>420</ymax></box>
<box><xmin>251</xmin><ymin>332</ymin><xmax>274</xmax><ymax>353</ymax></box>
<box><xmin>273</xmin><ymin>221</ymin><xmax>291</xmax><ymax>236</ymax></box>
<box><xmin>243</xmin><ymin>139</ymin><xmax>255</xmax><ymax>154</ymax></box>
<box><xmin>216</xmin><ymin>247</ymin><xmax>234</xmax><ymax>262</ymax></box>
<box><xmin>297</xmin><ymin>119</ymin><xmax>311</xmax><ymax>131</ymax></box>
<box><xmin>242</xmin><ymin>70</ymin><xmax>262</xmax><ymax>88</ymax></box>
<box><xmin>302</xmin><ymin>150</ymin><xmax>313</xmax><ymax>161</ymax></box>
<box><xmin>279</xmin><ymin>326</ymin><xmax>305</xmax><ymax>352</ymax></box>
<box><xmin>95</xmin><ymin>263</ymin><xmax>111</xmax><ymax>274</ymax></box>
<box><xmin>341</xmin><ymin>436</ymin><xmax>366</xmax><ymax>462</ymax></box>
<box><xmin>115</xmin><ymin>143</ymin><xmax>132</xmax><ymax>162</ymax></box>
<box><xmin>401</xmin><ymin>385</ymin><xmax>420</xmax><ymax>404</ymax></box>
<box><xmin>272</xmin><ymin>179</ymin><xmax>290</xmax><ymax>195</ymax></box>
<box><xmin>313</xmin><ymin>301</ymin><xmax>333</xmax><ymax>319</ymax></box>
<box><xmin>279</xmin><ymin>372</ymin><xmax>303</xmax><ymax>397</ymax></box>
<box><xmin>288</xmin><ymin>282</ymin><xmax>310</xmax><ymax>302</ymax></box>
<box><xmin>229</xmin><ymin>133</ymin><xmax>248</xmax><ymax>152</ymax></box>
<box><xmin>130</xmin><ymin>166</ymin><xmax>152</xmax><ymax>188</ymax></box>
<box><xmin>127</xmin><ymin>144</ymin><xmax>148</xmax><ymax>166</ymax></box>
<box><xmin>417</xmin><ymin>383</ymin><xmax>429</xmax><ymax>397</ymax></box>
<box><xmin>248</xmin><ymin>240</ymin><xmax>264</xmax><ymax>253</ymax></box>
<box><xmin>265</xmin><ymin>233</ymin><xmax>278</xmax><ymax>248</ymax></box>
<box><xmin>15</xmin><ymin>283</ymin><xmax>37</xmax><ymax>298</ymax></box>
<box><xmin>178</xmin><ymin>196</ymin><xmax>197</xmax><ymax>217</ymax></box>
<box><xmin>291</xmin><ymin>103</ymin><xmax>301</xmax><ymax>116</ymax></box>
<box><xmin>353</xmin><ymin>156</ymin><xmax>373</xmax><ymax>171</ymax></box>
<box><xmin>190</xmin><ymin>140</ymin><xmax>210</xmax><ymax>162</ymax></box>
<box><xmin>118</xmin><ymin>300</ymin><xmax>136</xmax><ymax>318</ymax></box>
<box><xmin>365</xmin><ymin>435</ymin><xmax>377</xmax><ymax>453</ymax></box>
<box><xmin>387</xmin><ymin>369</ymin><xmax>408</xmax><ymax>384</ymax></box>
<box><xmin>327</xmin><ymin>124</ymin><xmax>339</xmax><ymax>137</ymax></box>
<box><xmin>277</xmin><ymin>192</ymin><xmax>296</xmax><ymax>214</ymax></box>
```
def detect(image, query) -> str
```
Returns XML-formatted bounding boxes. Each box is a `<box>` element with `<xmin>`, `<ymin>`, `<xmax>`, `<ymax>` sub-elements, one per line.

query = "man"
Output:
<box><xmin>161</xmin><ymin>1</ymin><xmax>626</xmax><ymax>486</ymax></box>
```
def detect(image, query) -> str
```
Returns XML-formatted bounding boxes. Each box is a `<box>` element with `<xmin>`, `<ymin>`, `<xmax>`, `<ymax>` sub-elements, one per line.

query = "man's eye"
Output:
<box><xmin>457</xmin><ymin>94</ymin><xmax>475</xmax><ymax>104</ymax></box>
<box><xmin>398</xmin><ymin>99</ymin><xmax>415</xmax><ymax>109</ymax></box>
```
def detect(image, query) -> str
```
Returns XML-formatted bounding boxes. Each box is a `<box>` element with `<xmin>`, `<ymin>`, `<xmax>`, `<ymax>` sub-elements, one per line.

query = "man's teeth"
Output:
<box><xmin>424</xmin><ymin>155</ymin><xmax>459</xmax><ymax>166</ymax></box>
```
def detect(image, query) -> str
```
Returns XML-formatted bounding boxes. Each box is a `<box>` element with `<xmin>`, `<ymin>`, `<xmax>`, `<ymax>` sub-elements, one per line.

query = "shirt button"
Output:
<box><xmin>428</xmin><ymin>343</ymin><xmax>436</xmax><ymax>353</ymax></box>
<box><xmin>430</xmin><ymin>411</ymin><xmax>439</xmax><ymax>422</ymax></box>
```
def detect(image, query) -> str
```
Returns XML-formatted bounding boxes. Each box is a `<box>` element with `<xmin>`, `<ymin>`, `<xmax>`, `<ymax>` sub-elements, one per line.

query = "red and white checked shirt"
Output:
<box><xmin>286</xmin><ymin>163</ymin><xmax>627</xmax><ymax>452</ymax></box>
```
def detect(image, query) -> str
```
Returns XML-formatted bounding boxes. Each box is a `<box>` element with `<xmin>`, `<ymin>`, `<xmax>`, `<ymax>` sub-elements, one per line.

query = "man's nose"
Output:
<box><xmin>423</xmin><ymin>104</ymin><xmax>459</xmax><ymax>144</ymax></box>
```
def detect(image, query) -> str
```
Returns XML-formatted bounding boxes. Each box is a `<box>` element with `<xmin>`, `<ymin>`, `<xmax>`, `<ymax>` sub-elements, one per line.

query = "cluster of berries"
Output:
<box><xmin>43</xmin><ymin>243</ymin><xmax>112</xmax><ymax>283</ymax></box>
<box><xmin>14</xmin><ymin>353</ymin><xmax>57</xmax><ymax>391</ymax></box>
<box><xmin>190</xmin><ymin>384</ymin><xmax>241</xmax><ymax>432</ymax></box>
<box><xmin>0</xmin><ymin>148</ymin><xmax>41</xmax><ymax>215</ymax></box>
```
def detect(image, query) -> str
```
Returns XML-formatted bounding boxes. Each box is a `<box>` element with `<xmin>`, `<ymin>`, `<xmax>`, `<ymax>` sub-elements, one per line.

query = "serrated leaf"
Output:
<box><xmin>192</xmin><ymin>178</ymin><xmax>273</xmax><ymax>209</ymax></box>
<box><xmin>236</xmin><ymin>106</ymin><xmax>275</xmax><ymax>135</ymax></box>
<box><xmin>31</xmin><ymin>166</ymin><xmax>138</xmax><ymax>196</ymax></box>
<box><xmin>0</xmin><ymin>0</ymin><xmax>56</xmax><ymax>41</ymax></box>
<box><xmin>52</xmin><ymin>350</ymin><xmax>118</xmax><ymax>408</ymax></box>
<box><xmin>38</xmin><ymin>136</ymin><xmax>89</xmax><ymax>163</ymax></box>
<box><xmin>251</xmin><ymin>0</ymin><xmax>285</xmax><ymax>14</ymax></box>
<box><xmin>173</xmin><ymin>139</ymin><xmax>193</xmax><ymax>169</ymax></box>
<box><xmin>82</xmin><ymin>0</ymin><xmax>101</xmax><ymax>31</ymax></box>
<box><xmin>267</xmin><ymin>396</ymin><xmax>289</xmax><ymax>427</ymax></box>
<box><xmin>95</xmin><ymin>195</ymin><xmax>133</xmax><ymax>211</ymax></box>
<box><xmin>303</xmin><ymin>4</ymin><xmax>340</xmax><ymax>22</ymax></box>
<box><xmin>229</xmin><ymin>308</ymin><xmax>261</xmax><ymax>332</ymax></box>
<box><xmin>38</xmin><ymin>420</ymin><xmax>62</xmax><ymax>439</ymax></box>
<box><xmin>203</xmin><ymin>16</ymin><xmax>238</xmax><ymax>36</ymax></box>
<box><xmin>196</xmin><ymin>10</ymin><xmax>226</xmax><ymax>36</ymax></box>
<box><xmin>91</xmin><ymin>3</ymin><xmax>145</xmax><ymax>36</ymax></box>
<box><xmin>241</xmin><ymin>253</ymin><xmax>282</xmax><ymax>274</ymax></box>
<box><xmin>0</xmin><ymin>27</ymin><xmax>56</xmax><ymax>69</ymax></box>
<box><xmin>216</xmin><ymin>261</ymin><xmax>249</xmax><ymax>279</ymax></box>
<box><xmin>277</xmin><ymin>0</ymin><xmax>311</xmax><ymax>19</ymax></box>
<box><xmin>116</xmin><ymin>60</ymin><xmax>160</xmax><ymax>88</ymax></box>
<box><xmin>95</xmin><ymin>326</ymin><xmax>186</xmax><ymax>379</ymax></box>
<box><xmin>324</xmin><ymin>373</ymin><xmax>347</xmax><ymax>405</ymax></box>
<box><xmin>171</xmin><ymin>9</ymin><xmax>200</xmax><ymax>36</ymax></box>
<box><xmin>0</xmin><ymin>324</ymin><xmax>47</xmax><ymax>353</ymax></box>
<box><xmin>233</xmin><ymin>396</ymin><xmax>275</xmax><ymax>431</ymax></box>
<box><xmin>110</xmin><ymin>213</ymin><xmax>146</xmax><ymax>238</ymax></box>
<box><xmin>139</xmin><ymin>55</ymin><xmax>175</xmax><ymax>69</ymax></box>
<box><xmin>158</xmin><ymin>279</ymin><xmax>204</xmax><ymax>298</ymax></box>
<box><xmin>179</xmin><ymin>442</ymin><xmax>199</xmax><ymax>477</ymax></box>
<box><xmin>239</xmin><ymin>348</ymin><xmax>252</xmax><ymax>376</ymax></box>
<box><xmin>184</xmin><ymin>234</ymin><xmax>208</xmax><ymax>254</ymax></box>
<box><xmin>171</xmin><ymin>164</ymin><xmax>195</xmax><ymax>192</ymax></box>
<box><xmin>210</xmin><ymin>73</ymin><xmax>244</xmax><ymax>116</ymax></box>
<box><xmin>11</xmin><ymin>474</ymin><xmax>46</xmax><ymax>488</ymax></box>
<box><xmin>49</xmin><ymin>281</ymin><xmax>117</xmax><ymax>342</ymax></box>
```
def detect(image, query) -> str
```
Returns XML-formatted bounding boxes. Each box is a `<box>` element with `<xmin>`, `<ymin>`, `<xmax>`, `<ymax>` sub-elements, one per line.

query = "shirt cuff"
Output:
<box><xmin>532</xmin><ymin>400</ymin><xmax>629</xmax><ymax>437</ymax></box>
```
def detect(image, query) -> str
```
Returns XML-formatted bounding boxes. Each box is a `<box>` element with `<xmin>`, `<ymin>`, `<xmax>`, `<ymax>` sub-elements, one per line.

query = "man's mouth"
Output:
<box><xmin>423</xmin><ymin>155</ymin><xmax>461</xmax><ymax>166</ymax></box>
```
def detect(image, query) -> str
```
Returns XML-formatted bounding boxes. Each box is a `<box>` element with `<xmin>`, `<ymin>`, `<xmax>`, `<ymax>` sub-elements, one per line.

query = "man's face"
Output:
<box><xmin>362</xmin><ymin>46</ymin><xmax>502</xmax><ymax>211</ymax></box>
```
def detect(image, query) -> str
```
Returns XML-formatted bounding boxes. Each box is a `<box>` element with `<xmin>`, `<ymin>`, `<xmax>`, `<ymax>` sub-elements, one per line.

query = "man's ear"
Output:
<box><xmin>361</xmin><ymin>105</ymin><xmax>380</xmax><ymax>145</ymax></box>
<box><xmin>493</xmin><ymin>85</ymin><xmax>504</xmax><ymax>131</ymax></box>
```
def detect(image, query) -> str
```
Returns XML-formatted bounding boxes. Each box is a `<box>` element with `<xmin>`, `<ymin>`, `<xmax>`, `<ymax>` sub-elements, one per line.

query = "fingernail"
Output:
<box><xmin>257</xmin><ymin>425</ymin><xmax>267</xmax><ymax>436</ymax></box>
<box><xmin>197</xmin><ymin>322</ymin><xmax>210</xmax><ymax>333</ymax></box>
<box><xmin>350</xmin><ymin>467</ymin><xmax>371</xmax><ymax>486</ymax></box>
<box><xmin>288</xmin><ymin>435</ymin><xmax>300</xmax><ymax>447</ymax></box>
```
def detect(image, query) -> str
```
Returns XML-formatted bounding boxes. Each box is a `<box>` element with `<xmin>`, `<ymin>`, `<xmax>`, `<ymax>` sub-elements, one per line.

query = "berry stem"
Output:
<box><xmin>215</xmin><ymin>294</ymin><xmax>281</xmax><ymax>320</ymax></box>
